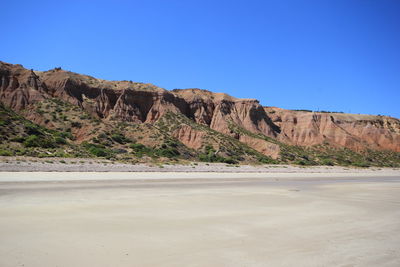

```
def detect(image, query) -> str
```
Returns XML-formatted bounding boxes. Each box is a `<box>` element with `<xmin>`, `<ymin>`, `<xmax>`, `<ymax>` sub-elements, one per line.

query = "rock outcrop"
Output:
<box><xmin>172</xmin><ymin>125</ymin><xmax>206</xmax><ymax>150</ymax></box>
<box><xmin>1</xmin><ymin>61</ymin><xmax>399</xmax><ymax>156</ymax></box>
<box><xmin>172</xmin><ymin>89</ymin><xmax>279</xmax><ymax>138</ymax></box>
<box><xmin>238</xmin><ymin>135</ymin><xmax>281</xmax><ymax>158</ymax></box>
<box><xmin>265</xmin><ymin>107</ymin><xmax>400</xmax><ymax>152</ymax></box>
<box><xmin>0</xmin><ymin>64</ymin><xmax>47</xmax><ymax>111</ymax></box>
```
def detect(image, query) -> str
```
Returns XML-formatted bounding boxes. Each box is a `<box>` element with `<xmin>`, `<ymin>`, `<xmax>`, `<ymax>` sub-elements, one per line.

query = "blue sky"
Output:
<box><xmin>2</xmin><ymin>0</ymin><xmax>400</xmax><ymax>117</ymax></box>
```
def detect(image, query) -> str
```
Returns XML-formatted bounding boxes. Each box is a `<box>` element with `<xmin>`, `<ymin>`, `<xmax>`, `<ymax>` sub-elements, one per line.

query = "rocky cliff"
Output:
<box><xmin>1</xmin><ymin>61</ymin><xmax>399</xmax><ymax>164</ymax></box>
<box><xmin>264</xmin><ymin>107</ymin><xmax>400</xmax><ymax>152</ymax></box>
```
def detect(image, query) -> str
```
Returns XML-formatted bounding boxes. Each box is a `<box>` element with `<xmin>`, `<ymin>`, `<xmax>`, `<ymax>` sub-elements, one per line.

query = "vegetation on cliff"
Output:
<box><xmin>0</xmin><ymin>61</ymin><xmax>399</xmax><ymax>167</ymax></box>
<box><xmin>1</xmin><ymin>102</ymin><xmax>399</xmax><ymax>167</ymax></box>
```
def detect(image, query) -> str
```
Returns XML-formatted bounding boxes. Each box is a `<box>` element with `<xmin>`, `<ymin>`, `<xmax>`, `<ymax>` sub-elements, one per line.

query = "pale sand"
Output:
<box><xmin>0</xmin><ymin>172</ymin><xmax>399</xmax><ymax>266</ymax></box>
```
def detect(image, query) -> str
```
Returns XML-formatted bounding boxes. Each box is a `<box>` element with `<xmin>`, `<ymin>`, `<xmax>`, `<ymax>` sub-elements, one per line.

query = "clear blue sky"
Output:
<box><xmin>2</xmin><ymin>0</ymin><xmax>400</xmax><ymax>117</ymax></box>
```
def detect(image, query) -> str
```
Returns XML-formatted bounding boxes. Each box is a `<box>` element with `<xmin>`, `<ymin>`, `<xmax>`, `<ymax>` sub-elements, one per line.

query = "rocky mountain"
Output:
<box><xmin>1</xmin><ymin>61</ymin><xmax>399</xmax><ymax>167</ymax></box>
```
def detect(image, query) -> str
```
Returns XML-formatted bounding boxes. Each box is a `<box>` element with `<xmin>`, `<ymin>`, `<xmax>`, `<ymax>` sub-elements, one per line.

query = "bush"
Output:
<box><xmin>98</xmin><ymin>133</ymin><xmax>108</xmax><ymax>139</ymax></box>
<box><xmin>25</xmin><ymin>124</ymin><xmax>43</xmax><ymax>135</ymax></box>
<box><xmin>71</xmin><ymin>121</ymin><xmax>82</xmax><ymax>128</ymax></box>
<box><xmin>223</xmin><ymin>157</ymin><xmax>238</xmax><ymax>164</ymax></box>
<box><xmin>88</xmin><ymin>146</ymin><xmax>108</xmax><ymax>157</ymax></box>
<box><xmin>83</xmin><ymin>143</ymin><xmax>112</xmax><ymax>158</ymax></box>
<box><xmin>130</xmin><ymin>143</ymin><xmax>149</xmax><ymax>152</ymax></box>
<box><xmin>129</xmin><ymin>143</ymin><xmax>153</xmax><ymax>157</ymax></box>
<box><xmin>57</xmin><ymin>131</ymin><xmax>74</xmax><ymax>140</ymax></box>
<box><xmin>153</xmin><ymin>140</ymin><xmax>181</xmax><ymax>158</ymax></box>
<box><xmin>320</xmin><ymin>158</ymin><xmax>334</xmax><ymax>166</ymax></box>
<box><xmin>55</xmin><ymin>136</ymin><xmax>67</xmax><ymax>145</ymax></box>
<box><xmin>258</xmin><ymin>156</ymin><xmax>276</xmax><ymax>164</ymax></box>
<box><xmin>198</xmin><ymin>150</ymin><xmax>236</xmax><ymax>164</ymax></box>
<box><xmin>165</xmin><ymin>140</ymin><xmax>178</xmax><ymax>148</ymax></box>
<box><xmin>294</xmin><ymin>159</ymin><xmax>317</xmax><ymax>166</ymax></box>
<box><xmin>112</xmin><ymin>148</ymin><xmax>128</xmax><ymax>154</ymax></box>
<box><xmin>0</xmin><ymin>149</ymin><xmax>12</xmax><ymax>156</ymax></box>
<box><xmin>10</xmin><ymin>136</ymin><xmax>25</xmax><ymax>143</ymax></box>
<box><xmin>156</xmin><ymin>147</ymin><xmax>180</xmax><ymax>158</ymax></box>
<box><xmin>199</xmin><ymin>154</ymin><xmax>209</xmax><ymax>162</ymax></box>
<box><xmin>54</xmin><ymin>151</ymin><xmax>68</xmax><ymax>157</ymax></box>
<box><xmin>111</xmin><ymin>133</ymin><xmax>130</xmax><ymax>144</ymax></box>
<box><xmin>23</xmin><ymin>135</ymin><xmax>39</xmax><ymax>147</ymax></box>
<box><xmin>23</xmin><ymin>135</ymin><xmax>56</xmax><ymax>148</ymax></box>
<box><xmin>352</xmin><ymin>161</ymin><xmax>370</xmax><ymax>168</ymax></box>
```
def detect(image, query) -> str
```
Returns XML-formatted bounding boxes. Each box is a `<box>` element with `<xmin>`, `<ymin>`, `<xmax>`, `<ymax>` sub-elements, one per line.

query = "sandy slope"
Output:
<box><xmin>0</xmin><ymin>172</ymin><xmax>399</xmax><ymax>267</ymax></box>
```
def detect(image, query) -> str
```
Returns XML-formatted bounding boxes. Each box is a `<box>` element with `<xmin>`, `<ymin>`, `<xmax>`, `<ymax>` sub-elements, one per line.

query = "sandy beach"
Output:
<box><xmin>1</xmin><ymin>157</ymin><xmax>400</xmax><ymax>173</ymax></box>
<box><xmin>0</xmin><ymin>171</ymin><xmax>399</xmax><ymax>266</ymax></box>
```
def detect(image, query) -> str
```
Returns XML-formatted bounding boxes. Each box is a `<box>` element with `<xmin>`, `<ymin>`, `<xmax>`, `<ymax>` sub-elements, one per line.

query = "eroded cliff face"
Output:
<box><xmin>1</xmin><ymin>61</ymin><xmax>399</xmax><ymax>156</ymax></box>
<box><xmin>0</xmin><ymin>62</ymin><xmax>280</xmax><ymax>155</ymax></box>
<box><xmin>238</xmin><ymin>135</ymin><xmax>281</xmax><ymax>159</ymax></box>
<box><xmin>0</xmin><ymin>65</ymin><xmax>47</xmax><ymax>111</ymax></box>
<box><xmin>265</xmin><ymin>107</ymin><xmax>400</xmax><ymax>152</ymax></box>
<box><xmin>172</xmin><ymin>125</ymin><xmax>206</xmax><ymax>150</ymax></box>
<box><xmin>172</xmin><ymin>89</ymin><xmax>278</xmax><ymax>138</ymax></box>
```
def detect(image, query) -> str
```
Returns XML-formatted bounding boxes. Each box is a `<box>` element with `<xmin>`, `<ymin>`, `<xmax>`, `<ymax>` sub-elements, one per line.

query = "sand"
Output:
<box><xmin>0</xmin><ymin>171</ymin><xmax>399</xmax><ymax>266</ymax></box>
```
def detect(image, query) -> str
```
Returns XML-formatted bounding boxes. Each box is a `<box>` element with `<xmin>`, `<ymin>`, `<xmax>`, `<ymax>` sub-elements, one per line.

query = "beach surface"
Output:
<box><xmin>1</xmin><ymin>157</ymin><xmax>400</xmax><ymax>173</ymax></box>
<box><xmin>0</xmin><ymin>171</ymin><xmax>399</xmax><ymax>266</ymax></box>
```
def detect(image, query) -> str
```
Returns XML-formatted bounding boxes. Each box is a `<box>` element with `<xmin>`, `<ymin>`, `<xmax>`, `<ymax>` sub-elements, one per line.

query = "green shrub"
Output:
<box><xmin>293</xmin><ymin>158</ymin><xmax>317</xmax><ymax>165</ymax></box>
<box><xmin>156</xmin><ymin>147</ymin><xmax>180</xmax><ymax>158</ymax></box>
<box><xmin>258</xmin><ymin>156</ymin><xmax>276</xmax><ymax>164</ymax></box>
<box><xmin>55</xmin><ymin>136</ymin><xmax>67</xmax><ymax>144</ymax></box>
<box><xmin>0</xmin><ymin>149</ymin><xmax>12</xmax><ymax>156</ymax></box>
<box><xmin>320</xmin><ymin>158</ymin><xmax>334</xmax><ymax>166</ymax></box>
<box><xmin>23</xmin><ymin>135</ymin><xmax>56</xmax><ymax>148</ymax></box>
<box><xmin>223</xmin><ymin>157</ymin><xmax>238</xmax><ymax>164</ymax></box>
<box><xmin>111</xmin><ymin>133</ymin><xmax>130</xmax><ymax>144</ymax></box>
<box><xmin>83</xmin><ymin>143</ymin><xmax>112</xmax><ymax>158</ymax></box>
<box><xmin>10</xmin><ymin>136</ymin><xmax>25</xmax><ymax>143</ymax></box>
<box><xmin>165</xmin><ymin>140</ymin><xmax>178</xmax><ymax>148</ymax></box>
<box><xmin>88</xmin><ymin>146</ymin><xmax>108</xmax><ymax>157</ymax></box>
<box><xmin>54</xmin><ymin>151</ymin><xmax>68</xmax><ymax>157</ymax></box>
<box><xmin>129</xmin><ymin>143</ymin><xmax>149</xmax><ymax>152</ymax></box>
<box><xmin>25</xmin><ymin>124</ymin><xmax>43</xmax><ymax>135</ymax></box>
<box><xmin>23</xmin><ymin>135</ymin><xmax>40</xmax><ymax>147</ymax></box>
<box><xmin>98</xmin><ymin>133</ymin><xmax>108</xmax><ymax>139</ymax></box>
<box><xmin>61</xmin><ymin>115</ymin><xmax>68</xmax><ymax>121</ymax></box>
<box><xmin>71</xmin><ymin>121</ymin><xmax>82</xmax><ymax>128</ymax></box>
<box><xmin>57</xmin><ymin>131</ymin><xmax>73</xmax><ymax>140</ymax></box>
<box><xmin>198</xmin><ymin>151</ymin><xmax>235</xmax><ymax>164</ymax></box>
<box><xmin>199</xmin><ymin>154</ymin><xmax>209</xmax><ymax>162</ymax></box>
<box><xmin>352</xmin><ymin>161</ymin><xmax>370</xmax><ymax>168</ymax></box>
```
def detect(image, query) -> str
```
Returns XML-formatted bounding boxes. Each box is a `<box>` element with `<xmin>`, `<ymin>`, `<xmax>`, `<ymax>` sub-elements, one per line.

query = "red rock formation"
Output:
<box><xmin>172</xmin><ymin>125</ymin><xmax>206</xmax><ymax>150</ymax></box>
<box><xmin>172</xmin><ymin>89</ymin><xmax>278</xmax><ymax>138</ymax></box>
<box><xmin>265</xmin><ymin>107</ymin><xmax>400</xmax><ymax>152</ymax></box>
<box><xmin>238</xmin><ymin>135</ymin><xmax>281</xmax><ymax>158</ymax></box>
<box><xmin>0</xmin><ymin>64</ymin><xmax>47</xmax><ymax>111</ymax></box>
<box><xmin>1</xmin><ymin>61</ymin><xmax>399</xmax><ymax>155</ymax></box>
